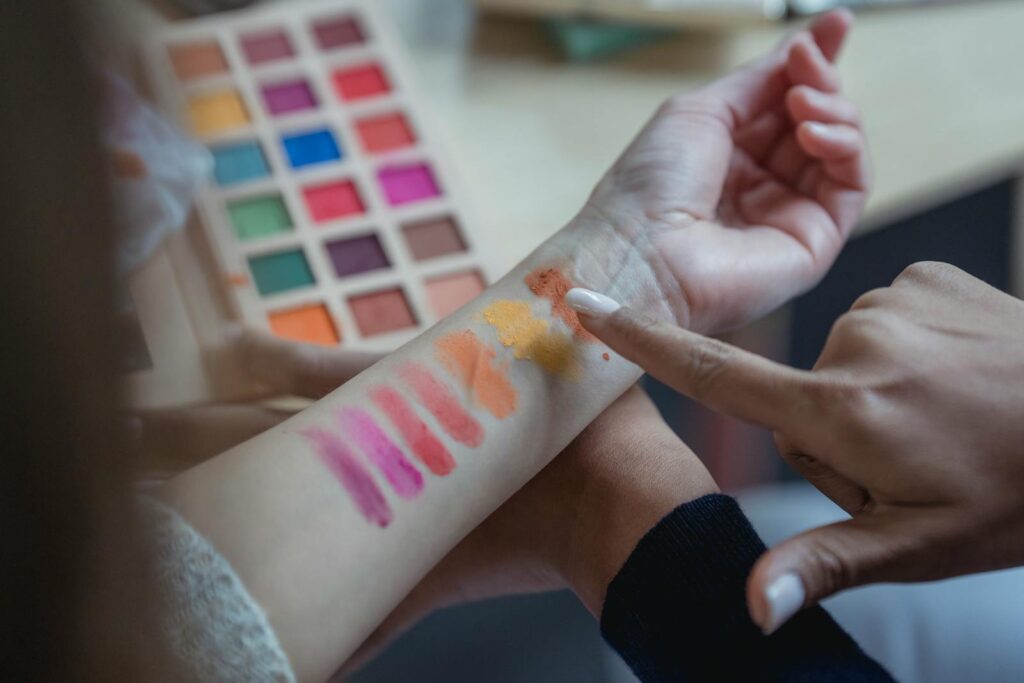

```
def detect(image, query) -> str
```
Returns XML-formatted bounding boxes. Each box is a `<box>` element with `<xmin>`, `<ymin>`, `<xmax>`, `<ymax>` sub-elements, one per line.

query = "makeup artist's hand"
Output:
<box><xmin>584</xmin><ymin>9</ymin><xmax>869</xmax><ymax>334</ymax></box>
<box><xmin>569</xmin><ymin>262</ymin><xmax>1024</xmax><ymax>634</ymax></box>
<box><xmin>342</xmin><ymin>386</ymin><xmax>717</xmax><ymax>674</ymax></box>
<box><xmin>132</xmin><ymin>331</ymin><xmax>382</xmax><ymax>475</ymax></box>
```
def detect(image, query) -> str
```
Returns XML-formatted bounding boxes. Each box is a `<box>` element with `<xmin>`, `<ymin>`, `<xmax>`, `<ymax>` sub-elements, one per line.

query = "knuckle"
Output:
<box><xmin>801</xmin><ymin>537</ymin><xmax>854</xmax><ymax>598</ymax></box>
<box><xmin>682</xmin><ymin>336</ymin><xmax>733</xmax><ymax>399</ymax></box>
<box><xmin>849</xmin><ymin>287</ymin><xmax>889</xmax><ymax>312</ymax></box>
<box><xmin>658</xmin><ymin>91</ymin><xmax>731</xmax><ymax>127</ymax></box>
<box><xmin>896</xmin><ymin>260</ymin><xmax>959</xmax><ymax>285</ymax></box>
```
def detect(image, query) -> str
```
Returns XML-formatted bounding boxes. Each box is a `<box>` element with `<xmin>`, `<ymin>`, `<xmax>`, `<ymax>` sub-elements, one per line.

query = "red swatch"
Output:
<box><xmin>371</xmin><ymin>385</ymin><xmax>455</xmax><ymax>476</ymax></box>
<box><xmin>302</xmin><ymin>427</ymin><xmax>392</xmax><ymax>527</ymax></box>
<box><xmin>398</xmin><ymin>362</ymin><xmax>484</xmax><ymax>447</ymax></box>
<box><xmin>302</xmin><ymin>180</ymin><xmax>364</xmax><ymax>223</ymax></box>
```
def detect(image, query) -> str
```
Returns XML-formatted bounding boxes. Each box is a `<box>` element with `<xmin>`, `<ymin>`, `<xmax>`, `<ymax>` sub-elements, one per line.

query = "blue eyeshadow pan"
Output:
<box><xmin>282</xmin><ymin>129</ymin><xmax>342</xmax><ymax>168</ymax></box>
<box><xmin>211</xmin><ymin>141</ymin><xmax>269</xmax><ymax>186</ymax></box>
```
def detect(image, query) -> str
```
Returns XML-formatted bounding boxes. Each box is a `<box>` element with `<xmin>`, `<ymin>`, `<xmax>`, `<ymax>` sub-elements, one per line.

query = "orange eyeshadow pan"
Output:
<box><xmin>268</xmin><ymin>304</ymin><xmax>340</xmax><ymax>345</ymax></box>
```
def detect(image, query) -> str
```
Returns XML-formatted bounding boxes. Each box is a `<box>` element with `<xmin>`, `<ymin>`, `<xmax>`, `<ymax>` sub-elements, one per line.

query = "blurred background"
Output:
<box><xmin>142</xmin><ymin>0</ymin><xmax>1024</xmax><ymax>680</ymax></box>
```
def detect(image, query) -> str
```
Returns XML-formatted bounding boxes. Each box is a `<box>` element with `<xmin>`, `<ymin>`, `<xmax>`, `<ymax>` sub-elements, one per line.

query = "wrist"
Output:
<box><xmin>557</xmin><ymin>435</ymin><xmax>718</xmax><ymax>616</ymax></box>
<box><xmin>547</xmin><ymin>204</ymin><xmax>692</xmax><ymax>330</ymax></box>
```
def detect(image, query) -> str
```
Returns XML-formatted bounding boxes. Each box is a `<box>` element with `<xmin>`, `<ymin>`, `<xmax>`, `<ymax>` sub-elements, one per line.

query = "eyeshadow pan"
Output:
<box><xmin>241</xmin><ymin>29</ymin><xmax>294</xmax><ymax>64</ymax></box>
<box><xmin>212</xmin><ymin>141</ymin><xmax>269</xmax><ymax>185</ymax></box>
<box><xmin>261</xmin><ymin>79</ymin><xmax>317</xmax><ymax>116</ymax></box>
<box><xmin>425</xmin><ymin>271</ymin><xmax>486</xmax><ymax>318</ymax></box>
<box><xmin>187</xmin><ymin>90</ymin><xmax>249</xmax><ymax>136</ymax></box>
<box><xmin>249</xmin><ymin>249</ymin><xmax>315</xmax><ymax>296</ymax></box>
<box><xmin>326</xmin><ymin>234</ymin><xmax>389</xmax><ymax>278</ymax></box>
<box><xmin>332</xmin><ymin>64</ymin><xmax>390</xmax><ymax>101</ymax></box>
<box><xmin>355</xmin><ymin>112</ymin><xmax>415</xmax><ymax>154</ymax></box>
<box><xmin>303</xmin><ymin>179</ymin><xmax>364</xmax><ymax>223</ymax></box>
<box><xmin>348</xmin><ymin>288</ymin><xmax>416</xmax><ymax>337</ymax></box>
<box><xmin>312</xmin><ymin>16</ymin><xmax>366</xmax><ymax>50</ymax></box>
<box><xmin>282</xmin><ymin>129</ymin><xmax>342</xmax><ymax>168</ymax></box>
<box><xmin>378</xmin><ymin>163</ymin><xmax>440</xmax><ymax>206</ymax></box>
<box><xmin>402</xmin><ymin>216</ymin><xmax>466</xmax><ymax>261</ymax></box>
<box><xmin>227</xmin><ymin>195</ymin><xmax>292</xmax><ymax>240</ymax></box>
<box><xmin>168</xmin><ymin>41</ymin><xmax>227</xmax><ymax>81</ymax></box>
<box><xmin>268</xmin><ymin>303</ymin><xmax>339</xmax><ymax>345</ymax></box>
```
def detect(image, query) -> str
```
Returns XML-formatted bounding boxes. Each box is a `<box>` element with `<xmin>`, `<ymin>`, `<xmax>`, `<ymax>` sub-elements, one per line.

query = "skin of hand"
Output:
<box><xmin>341</xmin><ymin>385</ymin><xmax>717</xmax><ymax>675</ymax></box>
<box><xmin>581</xmin><ymin>9</ymin><xmax>870</xmax><ymax>333</ymax></box>
<box><xmin>568</xmin><ymin>261</ymin><xmax>1024</xmax><ymax>635</ymax></box>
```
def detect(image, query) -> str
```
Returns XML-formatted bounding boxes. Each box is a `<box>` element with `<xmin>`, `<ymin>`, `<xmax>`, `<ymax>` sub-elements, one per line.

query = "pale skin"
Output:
<box><xmin>572</xmin><ymin>262</ymin><xmax>1024</xmax><ymax>634</ymax></box>
<box><xmin>154</xmin><ymin>11</ymin><xmax>868</xmax><ymax>681</ymax></box>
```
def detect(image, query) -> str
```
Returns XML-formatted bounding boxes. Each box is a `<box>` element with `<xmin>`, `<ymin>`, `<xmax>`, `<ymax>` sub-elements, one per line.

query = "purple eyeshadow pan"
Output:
<box><xmin>261</xmin><ymin>79</ymin><xmax>317</xmax><ymax>116</ymax></box>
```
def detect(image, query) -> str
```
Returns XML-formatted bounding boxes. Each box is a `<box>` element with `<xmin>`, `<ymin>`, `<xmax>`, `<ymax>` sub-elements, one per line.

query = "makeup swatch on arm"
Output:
<box><xmin>302</xmin><ymin>428</ymin><xmax>392</xmax><ymax>528</ymax></box>
<box><xmin>370</xmin><ymin>385</ymin><xmax>455</xmax><ymax>476</ymax></box>
<box><xmin>525</xmin><ymin>267</ymin><xmax>596</xmax><ymax>342</ymax></box>
<box><xmin>339</xmin><ymin>408</ymin><xmax>423</xmax><ymax>499</ymax></box>
<box><xmin>398</xmin><ymin>362</ymin><xmax>484</xmax><ymax>447</ymax></box>
<box><xmin>482</xmin><ymin>301</ymin><xmax>579</xmax><ymax>378</ymax></box>
<box><xmin>435</xmin><ymin>330</ymin><xmax>517</xmax><ymax>419</ymax></box>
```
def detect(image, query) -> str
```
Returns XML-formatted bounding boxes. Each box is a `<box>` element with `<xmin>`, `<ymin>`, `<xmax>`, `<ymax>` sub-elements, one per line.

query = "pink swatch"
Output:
<box><xmin>371</xmin><ymin>385</ymin><xmax>456</xmax><ymax>476</ymax></box>
<box><xmin>302</xmin><ymin>428</ymin><xmax>392</xmax><ymax>528</ymax></box>
<box><xmin>339</xmin><ymin>408</ymin><xmax>424</xmax><ymax>499</ymax></box>
<box><xmin>398</xmin><ymin>362</ymin><xmax>484</xmax><ymax>447</ymax></box>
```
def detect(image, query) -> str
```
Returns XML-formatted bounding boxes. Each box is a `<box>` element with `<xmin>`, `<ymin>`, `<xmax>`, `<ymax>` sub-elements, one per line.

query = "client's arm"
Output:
<box><xmin>155</xmin><ymin>10</ymin><xmax>868</xmax><ymax>681</ymax></box>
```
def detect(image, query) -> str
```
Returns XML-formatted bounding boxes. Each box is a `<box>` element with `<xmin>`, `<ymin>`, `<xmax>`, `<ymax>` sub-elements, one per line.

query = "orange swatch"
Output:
<box><xmin>525</xmin><ymin>267</ymin><xmax>596</xmax><ymax>342</ymax></box>
<box><xmin>435</xmin><ymin>330</ymin><xmax>517</xmax><ymax>419</ymax></box>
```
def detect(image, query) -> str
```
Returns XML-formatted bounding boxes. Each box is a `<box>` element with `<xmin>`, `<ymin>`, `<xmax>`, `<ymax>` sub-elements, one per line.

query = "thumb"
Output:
<box><xmin>566</xmin><ymin>289</ymin><xmax>819</xmax><ymax>434</ymax></box>
<box><xmin>747</xmin><ymin>514</ymin><xmax>914</xmax><ymax>635</ymax></box>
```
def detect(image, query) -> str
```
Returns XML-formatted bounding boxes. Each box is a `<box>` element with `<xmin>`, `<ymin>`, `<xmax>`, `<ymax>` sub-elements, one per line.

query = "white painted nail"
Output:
<box><xmin>763</xmin><ymin>572</ymin><xmax>805</xmax><ymax>635</ymax></box>
<box><xmin>565</xmin><ymin>288</ymin><xmax>621</xmax><ymax>317</ymax></box>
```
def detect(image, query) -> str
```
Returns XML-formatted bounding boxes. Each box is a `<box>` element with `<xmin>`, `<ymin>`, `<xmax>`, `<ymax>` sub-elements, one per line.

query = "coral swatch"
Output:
<box><xmin>435</xmin><ymin>330</ymin><xmax>517</xmax><ymax>419</ymax></box>
<box><xmin>339</xmin><ymin>408</ymin><xmax>423</xmax><ymax>500</ymax></box>
<box><xmin>525</xmin><ymin>266</ymin><xmax>596</xmax><ymax>342</ymax></box>
<box><xmin>398</xmin><ymin>363</ymin><xmax>484</xmax><ymax>447</ymax></box>
<box><xmin>482</xmin><ymin>300</ymin><xmax>578</xmax><ymax>378</ymax></box>
<box><xmin>371</xmin><ymin>385</ymin><xmax>456</xmax><ymax>476</ymax></box>
<box><xmin>303</xmin><ymin>427</ymin><xmax>392</xmax><ymax>527</ymax></box>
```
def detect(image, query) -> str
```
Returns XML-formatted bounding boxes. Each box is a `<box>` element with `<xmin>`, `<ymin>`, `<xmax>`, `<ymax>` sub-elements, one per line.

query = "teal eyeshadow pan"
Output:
<box><xmin>212</xmin><ymin>141</ymin><xmax>270</xmax><ymax>185</ymax></box>
<box><xmin>248</xmin><ymin>249</ymin><xmax>315</xmax><ymax>296</ymax></box>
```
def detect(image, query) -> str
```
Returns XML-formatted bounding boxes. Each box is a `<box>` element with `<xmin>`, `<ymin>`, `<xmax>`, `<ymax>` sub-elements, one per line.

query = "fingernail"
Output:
<box><xmin>804</xmin><ymin>121</ymin><xmax>835</xmax><ymax>140</ymax></box>
<box><xmin>565</xmin><ymin>288</ymin><xmax>621</xmax><ymax>317</ymax></box>
<box><xmin>762</xmin><ymin>572</ymin><xmax>805</xmax><ymax>635</ymax></box>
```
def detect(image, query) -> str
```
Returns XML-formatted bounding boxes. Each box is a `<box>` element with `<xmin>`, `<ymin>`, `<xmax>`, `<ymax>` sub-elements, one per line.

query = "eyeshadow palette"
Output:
<box><xmin>142</xmin><ymin>0</ymin><xmax>498</xmax><ymax>366</ymax></box>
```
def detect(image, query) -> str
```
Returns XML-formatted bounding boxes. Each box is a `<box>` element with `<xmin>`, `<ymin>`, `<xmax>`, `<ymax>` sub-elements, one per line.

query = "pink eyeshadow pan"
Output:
<box><xmin>348</xmin><ymin>288</ymin><xmax>416</xmax><ymax>337</ymax></box>
<box><xmin>425</xmin><ymin>271</ymin><xmax>486</xmax><ymax>318</ymax></box>
<box><xmin>261</xmin><ymin>79</ymin><xmax>317</xmax><ymax>115</ymax></box>
<box><xmin>241</xmin><ymin>29</ymin><xmax>294</xmax><ymax>64</ymax></box>
<box><xmin>312</xmin><ymin>16</ymin><xmax>365</xmax><ymax>50</ymax></box>
<box><xmin>378</xmin><ymin>163</ymin><xmax>440</xmax><ymax>206</ymax></box>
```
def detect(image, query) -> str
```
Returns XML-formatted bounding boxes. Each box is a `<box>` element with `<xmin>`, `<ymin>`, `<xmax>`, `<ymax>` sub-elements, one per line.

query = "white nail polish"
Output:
<box><xmin>565</xmin><ymin>288</ymin><xmax>621</xmax><ymax>317</ymax></box>
<box><xmin>763</xmin><ymin>572</ymin><xmax>805</xmax><ymax>635</ymax></box>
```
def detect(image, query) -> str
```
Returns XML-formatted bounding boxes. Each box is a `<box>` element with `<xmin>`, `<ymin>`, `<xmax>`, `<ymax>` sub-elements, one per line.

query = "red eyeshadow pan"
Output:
<box><xmin>355</xmin><ymin>112</ymin><xmax>415</xmax><ymax>154</ymax></box>
<box><xmin>348</xmin><ymin>288</ymin><xmax>416</xmax><ymax>337</ymax></box>
<box><xmin>241</xmin><ymin>29</ymin><xmax>295</xmax><ymax>64</ymax></box>
<box><xmin>332</xmin><ymin>64</ymin><xmax>390</xmax><ymax>101</ymax></box>
<box><xmin>302</xmin><ymin>180</ymin><xmax>364</xmax><ymax>223</ymax></box>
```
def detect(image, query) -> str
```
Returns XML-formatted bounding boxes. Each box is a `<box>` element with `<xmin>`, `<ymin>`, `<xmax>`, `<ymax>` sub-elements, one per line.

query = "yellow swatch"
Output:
<box><xmin>482</xmin><ymin>300</ymin><xmax>578</xmax><ymax>378</ymax></box>
<box><xmin>187</xmin><ymin>90</ymin><xmax>249</xmax><ymax>136</ymax></box>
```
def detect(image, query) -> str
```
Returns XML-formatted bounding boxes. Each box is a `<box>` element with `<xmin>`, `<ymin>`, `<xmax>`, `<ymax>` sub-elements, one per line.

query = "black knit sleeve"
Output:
<box><xmin>600</xmin><ymin>494</ymin><xmax>895</xmax><ymax>682</ymax></box>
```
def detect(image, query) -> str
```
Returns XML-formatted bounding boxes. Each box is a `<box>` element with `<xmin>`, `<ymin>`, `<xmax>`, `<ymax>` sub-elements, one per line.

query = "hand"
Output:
<box><xmin>583</xmin><ymin>9</ymin><xmax>869</xmax><ymax>334</ymax></box>
<box><xmin>568</xmin><ymin>262</ymin><xmax>1024</xmax><ymax>633</ymax></box>
<box><xmin>131</xmin><ymin>331</ymin><xmax>381</xmax><ymax>475</ymax></box>
<box><xmin>342</xmin><ymin>386</ymin><xmax>717</xmax><ymax>674</ymax></box>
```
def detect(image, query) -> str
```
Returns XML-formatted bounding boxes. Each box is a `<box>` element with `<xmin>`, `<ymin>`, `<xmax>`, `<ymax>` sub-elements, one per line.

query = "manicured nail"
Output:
<box><xmin>565</xmin><ymin>288</ymin><xmax>621</xmax><ymax>317</ymax></box>
<box><xmin>762</xmin><ymin>572</ymin><xmax>805</xmax><ymax>634</ymax></box>
<box><xmin>804</xmin><ymin>121</ymin><xmax>834</xmax><ymax>140</ymax></box>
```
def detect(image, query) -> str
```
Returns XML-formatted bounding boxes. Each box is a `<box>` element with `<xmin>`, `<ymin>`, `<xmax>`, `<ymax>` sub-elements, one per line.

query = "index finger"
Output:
<box><xmin>566</xmin><ymin>290</ymin><xmax>819</xmax><ymax>432</ymax></box>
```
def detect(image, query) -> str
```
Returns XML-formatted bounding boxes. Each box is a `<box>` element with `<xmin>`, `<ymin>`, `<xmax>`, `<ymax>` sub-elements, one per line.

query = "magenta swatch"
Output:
<box><xmin>339</xmin><ymin>408</ymin><xmax>424</xmax><ymax>499</ymax></box>
<box><xmin>261</xmin><ymin>79</ymin><xmax>317</xmax><ymax>115</ymax></box>
<box><xmin>302</xmin><ymin>427</ymin><xmax>392</xmax><ymax>527</ymax></box>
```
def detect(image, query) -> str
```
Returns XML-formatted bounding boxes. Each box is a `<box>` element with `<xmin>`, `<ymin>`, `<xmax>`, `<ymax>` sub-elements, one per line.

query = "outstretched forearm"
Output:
<box><xmin>156</xmin><ymin>211</ymin><xmax>676</xmax><ymax>682</ymax></box>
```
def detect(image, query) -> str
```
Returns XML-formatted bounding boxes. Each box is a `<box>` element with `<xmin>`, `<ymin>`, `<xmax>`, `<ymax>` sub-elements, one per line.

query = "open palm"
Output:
<box><xmin>590</xmin><ymin>10</ymin><xmax>869</xmax><ymax>334</ymax></box>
